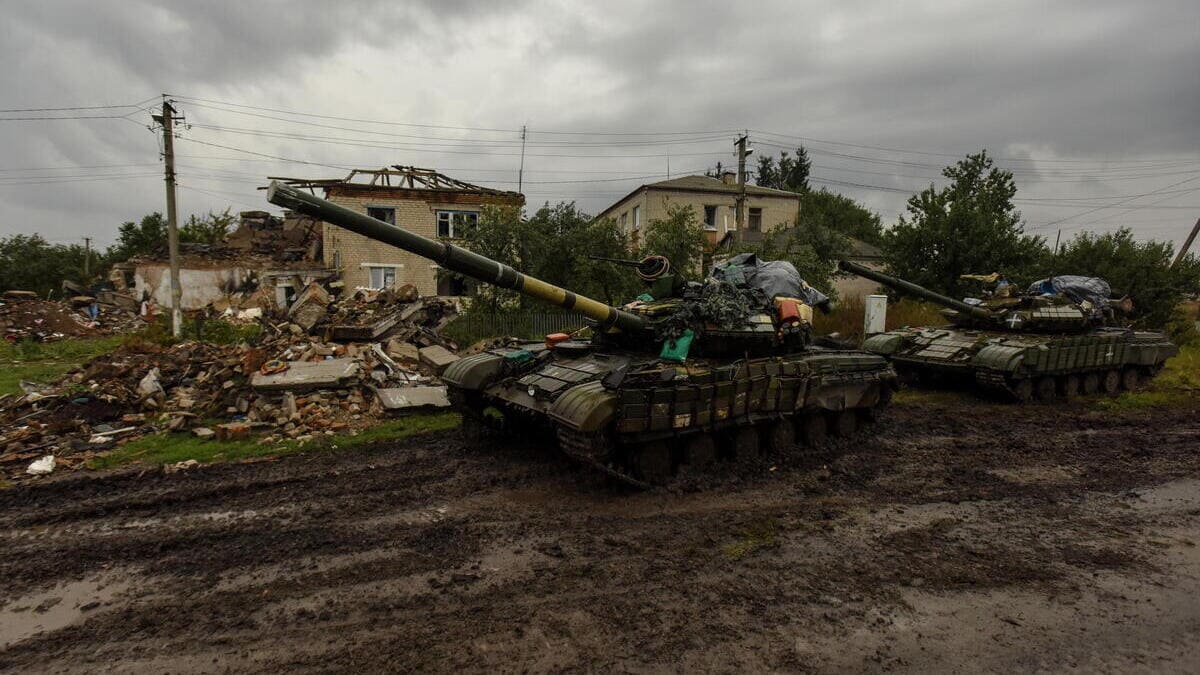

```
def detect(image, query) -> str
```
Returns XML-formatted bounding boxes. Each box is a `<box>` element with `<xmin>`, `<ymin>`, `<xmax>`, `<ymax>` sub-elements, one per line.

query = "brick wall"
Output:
<box><xmin>323</xmin><ymin>188</ymin><xmax>520</xmax><ymax>296</ymax></box>
<box><xmin>602</xmin><ymin>188</ymin><xmax>800</xmax><ymax>248</ymax></box>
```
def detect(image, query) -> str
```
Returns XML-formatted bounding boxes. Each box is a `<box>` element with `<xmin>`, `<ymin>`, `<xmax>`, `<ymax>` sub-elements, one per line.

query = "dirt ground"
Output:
<box><xmin>2</xmin><ymin>392</ymin><xmax>1199</xmax><ymax>673</ymax></box>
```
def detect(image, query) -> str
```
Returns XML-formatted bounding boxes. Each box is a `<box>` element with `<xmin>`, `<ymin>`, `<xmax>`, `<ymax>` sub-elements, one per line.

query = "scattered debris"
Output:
<box><xmin>26</xmin><ymin>455</ymin><xmax>55</xmax><ymax>475</ymax></box>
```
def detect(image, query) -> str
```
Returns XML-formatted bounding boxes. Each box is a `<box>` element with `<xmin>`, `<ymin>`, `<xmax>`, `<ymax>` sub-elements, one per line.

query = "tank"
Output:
<box><xmin>838</xmin><ymin>260</ymin><xmax>1179</xmax><ymax>401</ymax></box>
<box><xmin>266</xmin><ymin>182</ymin><xmax>898</xmax><ymax>487</ymax></box>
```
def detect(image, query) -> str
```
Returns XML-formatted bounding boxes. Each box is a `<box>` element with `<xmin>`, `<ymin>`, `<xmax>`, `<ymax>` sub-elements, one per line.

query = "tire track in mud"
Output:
<box><xmin>1</xmin><ymin>398</ymin><xmax>1198</xmax><ymax>672</ymax></box>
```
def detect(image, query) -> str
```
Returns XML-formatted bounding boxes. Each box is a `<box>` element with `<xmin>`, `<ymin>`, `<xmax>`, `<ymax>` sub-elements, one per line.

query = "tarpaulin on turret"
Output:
<box><xmin>713</xmin><ymin>253</ymin><xmax>831</xmax><ymax>310</ymax></box>
<box><xmin>1027</xmin><ymin>275</ymin><xmax>1111</xmax><ymax>313</ymax></box>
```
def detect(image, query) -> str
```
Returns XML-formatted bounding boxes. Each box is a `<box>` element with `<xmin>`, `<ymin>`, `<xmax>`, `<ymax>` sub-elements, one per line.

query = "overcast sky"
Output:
<box><xmin>2</xmin><ymin>0</ymin><xmax>1197</xmax><ymax>251</ymax></box>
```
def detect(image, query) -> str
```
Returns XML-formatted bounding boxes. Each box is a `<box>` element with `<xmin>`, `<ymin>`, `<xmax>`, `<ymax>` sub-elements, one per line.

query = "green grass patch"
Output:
<box><xmin>1098</xmin><ymin>344</ymin><xmax>1200</xmax><ymax>411</ymax></box>
<box><xmin>89</xmin><ymin>412</ymin><xmax>462</xmax><ymax>470</ymax></box>
<box><xmin>721</xmin><ymin>518</ymin><xmax>781</xmax><ymax>560</ymax></box>
<box><xmin>0</xmin><ymin>335</ymin><xmax>126</xmax><ymax>396</ymax></box>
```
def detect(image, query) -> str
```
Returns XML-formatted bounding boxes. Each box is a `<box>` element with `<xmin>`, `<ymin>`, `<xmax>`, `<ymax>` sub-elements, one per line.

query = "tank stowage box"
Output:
<box><xmin>267</xmin><ymin>182</ymin><xmax>898</xmax><ymax>487</ymax></box>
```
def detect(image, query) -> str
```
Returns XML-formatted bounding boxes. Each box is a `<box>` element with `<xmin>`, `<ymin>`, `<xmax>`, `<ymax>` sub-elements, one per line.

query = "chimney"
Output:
<box><xmin>720</xmin><ymin>170</ymin><xmax>737</xmax><ymax>186</ymax></box>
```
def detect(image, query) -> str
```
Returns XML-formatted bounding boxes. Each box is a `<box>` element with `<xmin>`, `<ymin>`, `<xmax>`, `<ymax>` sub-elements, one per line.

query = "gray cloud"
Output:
<box><xmin>1</xmin><ymin>0</ymin><xmax>1197</xmax><ymax>250</ymax></box>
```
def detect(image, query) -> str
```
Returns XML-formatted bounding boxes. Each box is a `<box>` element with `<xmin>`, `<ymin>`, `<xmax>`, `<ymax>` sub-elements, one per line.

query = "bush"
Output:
<box><xmin>814</xmin><ymin>297</ymin><xmax>946</xmax><ymax>345</ymax></box>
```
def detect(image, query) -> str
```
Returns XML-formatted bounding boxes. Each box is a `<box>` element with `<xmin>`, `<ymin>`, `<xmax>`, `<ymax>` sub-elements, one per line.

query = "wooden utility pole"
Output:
<box><xmin>83</xmin><ymin>237</ymin><xmax>91</xmax><ymax>278</ymax></box>
<box><xmin>517</xmin><ymin>124</ymin><xmax>527</xmax><ymax>195</ymax></box>
<box><xmin>1173</xmin><ymin>217</ymin><xmax>1200</xmax><ymax>268</ymax></box>
<box><xmin>734</xmin><ymin>133</ymin><xmax>750</xmax><ymax>242</ymax></box>
<box><xmin>160</xmin><ymin>98</ymin><xmax>183</xmax><ymax>337</ymax></box>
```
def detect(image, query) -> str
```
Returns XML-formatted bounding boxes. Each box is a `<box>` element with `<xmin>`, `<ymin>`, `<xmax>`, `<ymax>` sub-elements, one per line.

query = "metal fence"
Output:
<box><xmin>442</xmin><ymin>311</ymin><xmax>588</xmax><ymax>344</ymax></box>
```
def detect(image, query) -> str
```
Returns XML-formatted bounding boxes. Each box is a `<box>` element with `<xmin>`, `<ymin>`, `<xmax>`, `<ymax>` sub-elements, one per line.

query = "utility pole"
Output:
<box><xmin>734</xmin><ymin>132</ymin><xmax>750</xmax><ymax>242</ymax></box>
<box><xmin>83</xmin><ymin>237</ymin><xmax>91</xmax><ymax>278</ymax></box>
<box><xmin>158</xmin><ymin>98</ymin><xmax>184</xmax><ymax>337</ymax></box>
<box><xmin>517</xmin><ymin>124</ymin><xmax>527</xmax><ymax>195</ymax></box>
<box><xmin>1173</xmin><ymin>217</ymin><xmax>1200</xmax><ymax>268</ymax></box>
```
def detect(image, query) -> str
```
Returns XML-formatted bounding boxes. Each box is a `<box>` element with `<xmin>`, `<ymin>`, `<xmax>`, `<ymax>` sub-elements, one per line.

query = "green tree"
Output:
<box><xmin>639</xmin><ymin>203</ymin><xmax>708</xmax><ymax>278</ymax></box>
<box><xmin>180</xmin><ymin>208</ymin><xmax>235</xmax><ymax>245</ymax></box>
<box><xmin>107</xmin><ymin>212</ymin><xmax>168</xmax><ymax>261</ymax></box>
<box><xmin>0</xmin><ymin>234</ymin><xmax>92</xmax><ymax>297</ymax></box>
<box><xmin>1047</xmin><ymin>227</ymin><xmax>1200</xmax><ymax>330</ymax></box>
<box><xmin>799</xmin><ymin>189</ymin><xmax>884</xmax><ymax>247</ymax></box>
<box><xmin>883</xmin><ymin>151</ymin><xmax>1047</xmax><ymax>299</ymax></box>
<box><xmin>755</xmin><ymin>146</ymin><xmax>811</xmax><ymax>192</ymax></box>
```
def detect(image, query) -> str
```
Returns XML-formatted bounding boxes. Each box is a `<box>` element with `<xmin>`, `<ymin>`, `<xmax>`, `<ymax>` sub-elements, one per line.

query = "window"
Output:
<box><xmin>367</xmin><ymin>206</ymin><xmax>395</xmax><ymax>225</ymax></box>
<box><xmin>632</xmin><ymin>205</ymin><xmax>641</xmax><ymax>231</ymax></box>
<box><xmin>620</xmin><ymin>212</ymin><xmax>628</xmax><ymax>232</ymax></box>
<box><xmin>703</xmin><ymin>205</ymin><xmax>718</xmax><ymax>231</ymax></box>
<box><xmin>367</xmin><ymin>266</ymin><xmax>397</xmax><ymax>289</ymax></box>
<box><xmin>748</xmin><ymin>207</ymin><xmax>763</xmax><ymax>232</ymax></box>
<box><xmin>436</xmin><ymin>210</ymin><xmax>479</xmax><ymax>238</ymax></box>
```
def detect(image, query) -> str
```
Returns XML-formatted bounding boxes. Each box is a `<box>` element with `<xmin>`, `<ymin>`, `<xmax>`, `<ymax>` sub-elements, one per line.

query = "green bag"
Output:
<box><xmin>659</xmin><ymin>329</ymin><xmax>694</xmax><ymax>362</ymax></box>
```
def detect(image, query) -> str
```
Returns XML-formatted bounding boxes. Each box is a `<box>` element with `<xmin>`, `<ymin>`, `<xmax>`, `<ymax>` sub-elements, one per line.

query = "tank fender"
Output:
<box><xmin>442</xmin><ymin>352</ymin><xmax>506</xmax><ymax>390</ymax></box>
<box><xmin>547</xmin><ymin>381</ymin><xmax>618</xmax><ymax>432</ymax></box>
<box><xmin>971</xmin><ymin>343</ymin><xmax>1027</xmax><ymax>373</ymax></box>
<box><xmin>862</xmin><ymin>332</ymin><xmax>906</xmax><ymax>355</ymax></box>
<box><xmin>805</xmin><ymin>380</ymin><xmax>884</xmax><ymax>412</ymax></box>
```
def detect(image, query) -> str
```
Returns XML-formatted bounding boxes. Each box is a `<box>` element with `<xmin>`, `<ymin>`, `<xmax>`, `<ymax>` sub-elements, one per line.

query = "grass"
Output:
<box><xmin>1098</xmin><ymin>344</ymin><xmax>1200</xmax><ymax>411</ymax></box>
<box><xmin>88</xmin><ymin>412</ymin><xmax>462</xmax><ymax>470</ymax></box>
<box><xmin>815</xmin><ymin>297</ymin><xmax>946</xmax><ymax>345</ymax></box>
<box><xmin>0</xmin><ymin>335</ymin><xmax>126</xmax><ymax>396</ymax></box>
<box><xmin>720</xmin><ymin>518</ymin><xmax>781</xmax><ymax>559</ymax></box>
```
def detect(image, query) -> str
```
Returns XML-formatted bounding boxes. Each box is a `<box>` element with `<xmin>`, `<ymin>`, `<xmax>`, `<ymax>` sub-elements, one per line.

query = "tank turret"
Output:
<box><xmin>269</xmin><ymin>181</ymin><xmax>817</xmax><ymax>357</ymax></box>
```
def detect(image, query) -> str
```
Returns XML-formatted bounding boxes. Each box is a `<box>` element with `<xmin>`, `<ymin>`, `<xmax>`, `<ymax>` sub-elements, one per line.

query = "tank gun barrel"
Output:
<box><xmin>838</xmin><ymin>260</ymin><xmax>993</xmax><ymax>320</ymax></box>
<box><xmin>267</xmin><ymin>181</ymin><xmax>647</xmax><ymax>332</ymax></box>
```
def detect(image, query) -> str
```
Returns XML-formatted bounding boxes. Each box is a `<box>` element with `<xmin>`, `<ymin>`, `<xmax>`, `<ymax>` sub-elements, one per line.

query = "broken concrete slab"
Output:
<box><xmin>418</xmin><ymin>345</ymin><xmax>459</xmax><ymax>374</ymax></box>
<box><xmin>192</xmin><ymin>427</ymin><xmax>216</xmax><ymax>440</ymax></box>
<box><xmin>386</xmin><ymin>338</ymin><xmax>421</xmax><ymax>363</ymax></box>
<box><xmin>287</xmin><ymin>282</ymin><xmax>330</xmax><ymax>332</ymax></box>
<box><xmin>374</xmin><ymin>386</ymin><xmax>451</xmax><ymax>410</ymax></box>
<box><xmin>250</xmin><ymin>358</ymin><xmax>360</xmax><ymax>392</ymax></box>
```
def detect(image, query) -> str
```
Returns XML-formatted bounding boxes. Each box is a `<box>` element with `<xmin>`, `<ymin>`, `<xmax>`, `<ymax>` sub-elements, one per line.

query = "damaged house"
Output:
<box><xmin>129</xmin><ymin>210</ymin><xmax>333</xmax><ymax>312</ymax></box>
<box><xmin>269</xmin><ymin>166</ymin><xmax>525</xmax><ymax>296</ymax></box>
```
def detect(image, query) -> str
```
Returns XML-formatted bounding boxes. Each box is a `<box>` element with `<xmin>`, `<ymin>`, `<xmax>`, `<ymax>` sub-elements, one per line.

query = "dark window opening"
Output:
<box><xmin>367</xmin><ymin>207</ymin><xmax>396</xmax><ymax>225</ymax></box>
<box><xmin>703</xmin><ymin>205</ymin><xmax>717</xmax><ymax>230</ymax></box>
<box><xmin>748</xmin><ymin>207</ymin><xmax>763</xmax><ymax>232</ymax></box>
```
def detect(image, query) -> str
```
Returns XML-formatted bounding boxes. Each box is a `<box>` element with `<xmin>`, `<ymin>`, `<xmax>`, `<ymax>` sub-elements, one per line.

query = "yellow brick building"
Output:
<box><xmin>595</xmin><ymin>173</ymin><xmax>801</xmax><ymax>248</ymax></box>
<box><xmin>277</xmin><ymin>167</ymin><xmax>523</xmax><ymax>296</ymax></box>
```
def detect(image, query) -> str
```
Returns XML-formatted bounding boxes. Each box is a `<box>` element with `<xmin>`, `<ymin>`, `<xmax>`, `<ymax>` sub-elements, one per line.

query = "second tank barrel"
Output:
<box><xmin>267</xmin><ymin>181</ymin><xmax>647</xmax><ymax>333</ymax></box>
<box><xmin>838</xmin><ymin>260</ymin><xmax>993</xmax><ymax>320</ymax></box>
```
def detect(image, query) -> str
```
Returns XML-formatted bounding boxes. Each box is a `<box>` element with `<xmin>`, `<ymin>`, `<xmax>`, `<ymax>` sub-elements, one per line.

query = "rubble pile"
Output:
<box><xmin>0</xmin><ymin>291</ymin><xmax>143</xmax><ymax>342</ymax></box>
<box><xmin>0</xmin><ymin>311</ymin><xmax>462</xmax><ymax>480</ymax></box>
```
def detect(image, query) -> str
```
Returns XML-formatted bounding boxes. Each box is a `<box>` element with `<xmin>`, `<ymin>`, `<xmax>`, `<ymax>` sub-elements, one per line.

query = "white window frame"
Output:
<box><xmin>436</xmin><ymin>210</ymin><xmax>479</xmax><ymax>238</ymax></box>
<box><xmin>620</xmin><ymin>212</ymin><xmax>628</xmax><ymax>232</ymax></box>
<box><xmin>361</xmin><ymin>263</ymin><xmax>403</xmax><ymax>290</ymax></box>
<box><xmin>703</xmin><ymin>205</ymin><xmax>718</xmax><ymax>231</ymax></box>
<box><xmin>632</xmin><ymin>205</ymin><xmax>641</xmax><ymax>231</ymax></box>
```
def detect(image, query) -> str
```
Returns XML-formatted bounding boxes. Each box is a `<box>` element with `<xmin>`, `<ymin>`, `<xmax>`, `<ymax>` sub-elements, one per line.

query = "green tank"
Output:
<box><xmin>267</xmin><ymin>182</ymin><xmax>898</xmax><ymax>487</ymax></box>
<box><xmin>839</xmin><ymin>260</ymin><xmax>1179</xmax><ymax>401</ymax></box>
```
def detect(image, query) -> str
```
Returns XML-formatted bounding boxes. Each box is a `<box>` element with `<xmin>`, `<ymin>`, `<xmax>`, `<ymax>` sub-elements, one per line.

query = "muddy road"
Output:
<box><xmin>2</xmin><ymin>394</ymin><xmax>1199</xmax><ymax>673</ymax></box>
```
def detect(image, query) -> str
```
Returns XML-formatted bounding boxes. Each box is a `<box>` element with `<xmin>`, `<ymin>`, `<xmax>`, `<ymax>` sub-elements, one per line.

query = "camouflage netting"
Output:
<box><xmin>655</xmin><ymin>280</ymin><xmax>765</xmax><ymax>342</ymax></box>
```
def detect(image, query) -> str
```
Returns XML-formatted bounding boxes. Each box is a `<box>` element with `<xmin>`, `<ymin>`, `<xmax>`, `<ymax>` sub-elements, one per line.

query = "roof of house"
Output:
<box><xmin>848</xmin><ymin>237</ymin><xmax>883</xmax><ymax>259</ymax></box>
<box><xmin>266</xmin><ymin>165</ymin><xmax>522</xmax><ymax>199</ymax></box>
<box><xmin>596</xmin><ymin>174</ymin><xmax>800</xmax><ymax>220</ymax></box>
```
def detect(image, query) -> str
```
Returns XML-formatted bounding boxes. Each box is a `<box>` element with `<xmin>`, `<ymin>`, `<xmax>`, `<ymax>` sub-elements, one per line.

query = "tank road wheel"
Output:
<box><xmin>682</xmin><ymin>434</ymin><xmax>718</xmax><ymax>471</ymax></box>
<box><xmin>732</xmin><ymin>426</ymin><xmax>761</xmax><ymax>460</ymax></box>
<box><xmin>799</xmin><ymin>412</ymin><xmax>828</xmax><ymax>447</ymax></box>
<box><xmin>1010</xmin><ymin>378</ymin><xmax>1034</xmax><ymax>403</ymax></box>
<box><xmin>832</xmin><ymin>410</ymin><xmax>858</xmax><ymax>437</ymax></box>
<box><xmin>1102</xmin><ymin>370</ymin><xmax>1121</xmax><ymax>396</ymax></box>
<box><xmin>1060</xmin><ymin>374</ymin><xmax>1081</xmax><ymax>399</ymax></box>
<box><xmin>766</xmin><ymin>419</ymin><xmax>796</xmax><ymax>454</ymax></box>
<box><xmin>1035</xmin><ymin>376</ymin><xmax>1058</xmax><ymax>401</ymax></box>
<box><xmin>1082</xmin><ymin>372</ymin><xmax>1101</xmax><ymax>396</ymax></box>
<box><xmin>630</xmin><ymin>441</ymin><xmax>674</xmax><ymax>483</ymax></box>
<box><xmin>1120</xmin><ymin>367</ymin><xmax>1141</xmax><ymax>391</ymax></box>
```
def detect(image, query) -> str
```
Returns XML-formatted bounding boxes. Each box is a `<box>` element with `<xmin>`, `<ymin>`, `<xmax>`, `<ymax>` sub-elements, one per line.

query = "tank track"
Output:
<box><xmin>556</xmin><ymin>427</ymin><xmax>653</xmax><ymax>490</ymax></box>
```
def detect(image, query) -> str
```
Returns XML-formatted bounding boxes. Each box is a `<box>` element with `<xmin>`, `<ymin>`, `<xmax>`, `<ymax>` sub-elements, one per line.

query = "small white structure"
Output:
<box><xmin>864</xmin><ymin>294</ymin><xmax>887</xmax><ymax>336</ymax></box>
